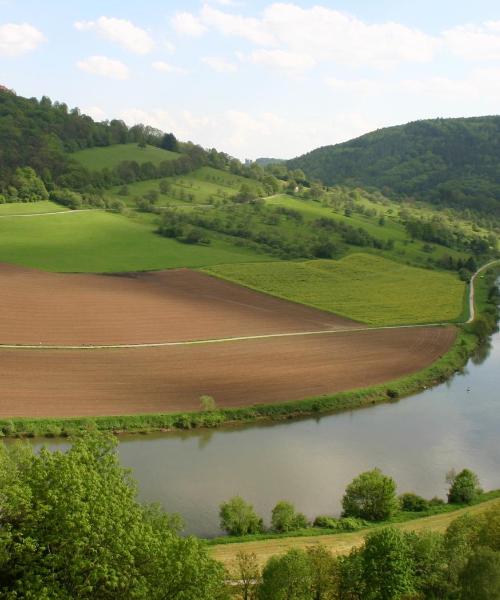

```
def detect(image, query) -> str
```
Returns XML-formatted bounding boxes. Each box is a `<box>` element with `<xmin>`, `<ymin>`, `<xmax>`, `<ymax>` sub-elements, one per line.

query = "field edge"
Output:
<box><xmin>0</xmin><ymin>325</ymin><xmax>474</xmax><ymax>438</ymax></box>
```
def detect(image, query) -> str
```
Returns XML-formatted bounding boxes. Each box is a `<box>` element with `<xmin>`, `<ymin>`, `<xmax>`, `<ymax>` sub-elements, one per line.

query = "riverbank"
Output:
<box><xmin>210</xmin><ymin>493</ymin><xmax>500</xmax><ymax>568</ymax></box>
<box><xmin>1</xmin><ymin>264</ymin><xmax>498</xmax><ymax>439</ymax></box>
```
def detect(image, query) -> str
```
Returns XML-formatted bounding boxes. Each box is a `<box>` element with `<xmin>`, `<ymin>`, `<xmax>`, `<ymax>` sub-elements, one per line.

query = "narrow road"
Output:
<box><xmin>467</xmin><ymin>259</ymin><xmax>500</xmax><ymax>323</ymax></box>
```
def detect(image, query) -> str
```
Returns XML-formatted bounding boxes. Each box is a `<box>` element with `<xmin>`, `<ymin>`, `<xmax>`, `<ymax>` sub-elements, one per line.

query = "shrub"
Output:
<box><xmin>399</xmin><ymin>493</ymin><xmax>429</xmax><ymax>512</ymax></box>
<box><xmin>200</xmin><ymin>395</ymin><xmax>216</xmax><ymax>411</ymax></box>
<box><xmin>219</xmin><ymin>496</ymin><xmax>263</xmax><ymax>536</ymax></box>
<box><xmin>271</xmin><ymin>501</ymin><xmax>308</xmax><ymax>532</ymax></box>
<box><xmin>313</xmin><ymin>515</ymin><xmax>367</xmax><ymax>531</ymax></box>
<box><xmin>342</xmin><ymin>468</ymin><xmax>399</xmax><ymax>521</ymax></box>
<box><xmin>447</xmin><ymin>469</ymin><xmax>482</xmax><ymax>504</ymax></box>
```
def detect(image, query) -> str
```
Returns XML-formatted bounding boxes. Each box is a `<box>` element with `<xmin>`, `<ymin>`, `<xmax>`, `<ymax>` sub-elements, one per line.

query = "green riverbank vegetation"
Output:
<box><xmin>1</xmin><ymin>432</ymin><xmax>499</xmax><ymax>599</ymax></box>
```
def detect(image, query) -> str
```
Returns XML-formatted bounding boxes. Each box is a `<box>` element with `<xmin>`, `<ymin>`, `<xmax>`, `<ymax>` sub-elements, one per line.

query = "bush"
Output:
<box><xmin>219</xmin><ymin>496</ymin><xmax>264</xmax><ymax>536</ymax></box>
<box><xmin>313</xmin><ymin>515</ymin><xmax>367</xmax><ymax>531</ymax></box>
<box><xmin>271</xmin><ymin>501</ymin><xmax>308</xmax><ymax>532</ymax></box>
<box><xmin>447</xmin><ymin>469</ymin><xmax>482</xmax><ymax>504</ymax></box>
<box><xmin>342</xmin><ymin>468</ymin><xmax>399</xmax><ymax>521</ymax></box>
<box><xmin>399</xmin><ymin>492</ymin><xmax>429</xmax><ymax>512</ymax></box>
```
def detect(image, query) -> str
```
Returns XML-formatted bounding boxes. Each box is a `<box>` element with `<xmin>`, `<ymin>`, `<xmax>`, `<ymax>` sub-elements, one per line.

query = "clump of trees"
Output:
<box><xmin>233</xmin><ymin>504</ymin><xmax>500</xmax><ymax>599</ymax></box>
<box><xmin>0</xmin><ymin>432</ymin><xmax>226</xmax><ymax>599</ymax></box>
<box><xmin>219</xmin><ymin>497</ymin><xmax>264</xmax><ymax>536</ymax></box>
<box><xmin>342</xmin><ymin>468</ymin><xmax>399</xmax><ymax>521</ymax></box>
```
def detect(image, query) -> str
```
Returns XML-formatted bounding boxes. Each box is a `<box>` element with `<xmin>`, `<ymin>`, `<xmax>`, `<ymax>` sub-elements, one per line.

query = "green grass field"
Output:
<box><xmin>72</xmin><ymin>144</ymin><xmax>180</xmax><ymax>170</ymax></box>
<box><xmin>0</xmin><ymin>201</ymin><xmax>69</xmax><ymax>215</ymax></box>
<box><xmin>107</xmin><ymin>166</ymin><xmax>265</xmax><ymax>207</ymax></box>
<box><xmin>205</xmin><ymin>253</ymin><xmax>467</xmax><ymax>325</ymax></box>
<box><xmin>0</xmin><ymin>210</ymin><xmax>271</xmax><ymax>272</ymax></box>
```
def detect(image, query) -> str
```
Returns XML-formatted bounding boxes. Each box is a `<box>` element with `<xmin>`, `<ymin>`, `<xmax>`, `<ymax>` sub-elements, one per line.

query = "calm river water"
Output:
<box><xmin>35</xmin><ymin>285</ymin><xmax>500</xmax><ymax>538</ymax></box>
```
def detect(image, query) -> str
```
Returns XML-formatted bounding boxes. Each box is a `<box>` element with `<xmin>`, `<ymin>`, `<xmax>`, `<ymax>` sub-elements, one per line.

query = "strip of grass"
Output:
<box><xmin>204</xmin><ymin>253</ymin><xmax>467</xmax><ymax>326</ymax></box>
<box><xmin>210</xmin><ymin>496</ymin><xmax>500</xmax><ymax>567</ymax></box>
<box><xmin>0</xmin><ymin>201</ymin><xmax>69</xmax><ymax>215</ymax></box>
<box><xmin>0</xmin><ymin>326</ymin><xmax>476</xmax><ymax>438</ymax></box>
<box><xmin>72</xmin><ymin>143</ymin><xmax>180</xmax><ymax>170</ymax></box>
<box><xmin>0</xmin><ymin>210</ymin><xmax>271</xmax><ymax>272</ymax></box>
<box><xmin>207</xmin><ymin>489</ymin><xmax>500</xmax><ymax>546</ymax></box>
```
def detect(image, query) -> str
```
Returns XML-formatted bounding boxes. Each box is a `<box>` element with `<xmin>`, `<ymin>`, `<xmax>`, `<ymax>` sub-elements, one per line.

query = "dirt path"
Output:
<box><xmin>467</xmin><ymin>259</ymin><xmax>500</xmax><ymax>323</ymax></box>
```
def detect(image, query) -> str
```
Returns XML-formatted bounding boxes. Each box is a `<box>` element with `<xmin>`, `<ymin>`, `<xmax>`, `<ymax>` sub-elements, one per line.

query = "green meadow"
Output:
<box><xmin>205</xmin><ymin>253</ymin><xmax>467</xmax><ymax>326</ymax></box>
<box><xmin>107</xmin><ymin>166</ymin><xmax>265</xmax><ymax>206</ymax></box>
<box><xmin>0</xmin><ymin>210</ymin><xmax>270</xmax><ymax>272</ymax></box>
<box><xmin>0</xmin><ymin>201</ymin><xmax>69</xmax><ymax>215</ymax></box>
<box><xmin>72</xmin><ymin>143</ymin><xmax>180</xmax><ymax>170</ymax></box>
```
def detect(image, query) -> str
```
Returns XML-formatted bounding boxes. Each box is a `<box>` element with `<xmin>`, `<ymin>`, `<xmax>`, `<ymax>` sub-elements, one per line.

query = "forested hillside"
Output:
<box><xmin>0</xmin><ymin>87</ymin><xmax>165</xmax><ymax>184</ymax></box>
<box><xmin>287</xmin><ymin>117</ymin><xmax>500</xmax><ymax>215</ymax></box>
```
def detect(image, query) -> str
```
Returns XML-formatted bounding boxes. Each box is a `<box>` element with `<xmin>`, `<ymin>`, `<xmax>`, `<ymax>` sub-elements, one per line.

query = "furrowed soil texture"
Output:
<box><xmin>0</xmin><ymin>327</ymin><xmax>456</xmax><ymax>418</ymax></box>
<box><xmin>0</xmin><ymin>264</ymin><xmax>357</xmax><ymax>345</ymax></box>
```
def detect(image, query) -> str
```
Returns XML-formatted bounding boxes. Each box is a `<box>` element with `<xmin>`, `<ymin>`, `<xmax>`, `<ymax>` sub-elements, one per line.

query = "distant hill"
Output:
<box><xmin>255</xmin><ymin>157</ymin><xmax>284</xmax><ymax>167</ymax></box>
<box><xmin>287</xmin><ymin>117</ymin><xmax>500</xmax><ymax>215</ymax></box>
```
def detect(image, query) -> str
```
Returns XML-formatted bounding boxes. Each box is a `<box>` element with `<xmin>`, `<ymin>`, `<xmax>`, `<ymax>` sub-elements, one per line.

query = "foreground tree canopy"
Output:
<box><xmin>0</xmin><ymin>432</ymin><xmax>227</xmax><ymax>599</ymax></box>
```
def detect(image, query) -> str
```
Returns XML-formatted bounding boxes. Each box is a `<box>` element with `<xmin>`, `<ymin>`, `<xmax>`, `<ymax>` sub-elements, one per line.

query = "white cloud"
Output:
<box><xmin>443</xmin><ymin>21</ymin><xmax>500</xmax><ymax>61</ymax></box>
<box><xmin>152</xmin><ymin>60</ymin><xmax>188</xmax><ymax>74</ymax></box>
<box><xmin>200</xmin><ymin>4</ymin><xmax>274</xmax><ymax>45</ymax></box>
<box><xmin>171</xmin><ymin>12</ymin><xmax>207</xmax><ymax>37</ymax></box>
<box><xmin>249</xmin><ymin>49</ymin><xmax>315</xmax><ymax>71</ymax></box>
<box><xmin>77</xmin><ymin>55</ymin><xmax>129</xmax><ymax>80</ymax></box>
<box><xmin>74</xmin><ymin>17</ymin><xmax>154</xmax><ymax>55</ymax></box>
<box><xmin>202</xmin><ymin>56</ymin><xmax>237</xmax><ymax>72</ymax></box>
<box><xmin>178</xmin><ymin>3</ymin><xmax>437</xmax><ymax>71</ymax></box>
<box><xmin>82</xmin><ymin>106</ymin><xmax>107</xmax><ymax>121</ymax></box>
<box><xmin>0</xmin><ymin>22</ymin><xmax>45</xmax><ymax>56</ymax></box>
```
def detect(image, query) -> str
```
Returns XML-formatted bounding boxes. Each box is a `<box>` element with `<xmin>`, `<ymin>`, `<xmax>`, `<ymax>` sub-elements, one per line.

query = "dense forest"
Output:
<box><xmin>287</xmin><ymin>117</ymin><xmax>500</xmax><ymax>216</ymax></box>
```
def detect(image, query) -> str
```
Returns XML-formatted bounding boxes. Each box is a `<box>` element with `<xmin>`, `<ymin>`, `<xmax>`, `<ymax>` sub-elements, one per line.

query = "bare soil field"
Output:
<box><xmin>0</xmin><ymin>264</ymin><xmax>357</xmax><ymax>345</ymax></box>
<box><xmin>0</xmin><ymin>327</ymin><xmax>456</xmax><ymax>418</ymax></box>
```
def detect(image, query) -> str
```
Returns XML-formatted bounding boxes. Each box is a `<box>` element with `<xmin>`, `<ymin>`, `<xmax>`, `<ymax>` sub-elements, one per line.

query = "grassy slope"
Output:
<box><xmin>211</xmin><ymin>497</ymin><xmax>500</xmax><ymax>568</ymax></box>
<box><xmin>266</xmin><ymin>194</ymin><xmax>470</xmax><ymax>267</ymax></box>
<box><xmin>0</xmin><ymin>201</ymin><xmax>69</xmax><ymax>215</ymax></box>
<box><xmin>0</xmin><ymin>210</ymin><xmax>270</xmax><ymax>272</ymax></box>
<box><xmin>72</xmin><ymin>144</ymin><xmax>180</xmax><ymax>170</ymax></box>
<box><xmin>205</xmin><ymin>253</ymin><xmax>466</xmax><ymax>326</ymax></box>
<box><xmin>106</xmin><ymin>166</ymin><xmax>265</xmax><ymax>207</ymax></box>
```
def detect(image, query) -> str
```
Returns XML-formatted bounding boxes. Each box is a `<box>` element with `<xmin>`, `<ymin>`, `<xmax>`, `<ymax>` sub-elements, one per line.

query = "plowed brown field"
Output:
<box><xmin>0</xmin><ymin>327</ymin><xmax>456</xmax><ymax>418</ymax></box>
<box><xmin>0</xmin><ymin>263</ymin><xmax>357</xmax><ymax>345</ymax></box>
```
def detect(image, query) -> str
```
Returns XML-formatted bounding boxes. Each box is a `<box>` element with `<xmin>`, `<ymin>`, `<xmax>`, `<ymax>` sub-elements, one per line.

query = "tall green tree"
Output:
<box><xmin>0</xmin><ymin>433</ymin><xmax>227</xmax><ymax>599</ymax></box>
<box><xmin>342</xmin><ymin>468</ymin><xmax>399</xmax><ymax>521</ymax></box>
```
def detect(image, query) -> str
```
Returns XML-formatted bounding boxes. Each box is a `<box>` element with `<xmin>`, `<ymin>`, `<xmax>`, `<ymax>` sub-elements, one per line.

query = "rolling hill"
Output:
<box><xmin>287</xmin><ymin>116</ymin><xmax>500</xmax><ymax>215</ymax></box>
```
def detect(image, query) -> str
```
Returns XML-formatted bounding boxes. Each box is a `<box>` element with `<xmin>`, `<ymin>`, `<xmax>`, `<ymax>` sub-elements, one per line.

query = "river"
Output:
<box><xmin>33</xmin><ymin>283</ymin><xmax>500</xmax><ymax>538</ymax></box>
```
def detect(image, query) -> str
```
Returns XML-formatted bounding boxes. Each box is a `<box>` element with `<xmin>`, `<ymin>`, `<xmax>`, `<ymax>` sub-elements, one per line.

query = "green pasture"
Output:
<box><xmin>0</xmin><ymin>210</ymin><xmax>270</xmax><ymax>272</ymax></box>
<box><xmin>205</xmin><ymin>253</ymin><xmax>467</xmax><ymax>325</ymax></box>
<box><xmin>0</xmin><ymin>201</ymin><xmax>69</xmax><ymax>215</ymax></box>
<box><xmin>72</xmin><ymin>144</ymin><xmax>180</xmax><ymax>171</ymax></box>
<box><xmin>107</xmin><ymin>166</ymin><xmax>265</xmax><ymax>206</ymax></box>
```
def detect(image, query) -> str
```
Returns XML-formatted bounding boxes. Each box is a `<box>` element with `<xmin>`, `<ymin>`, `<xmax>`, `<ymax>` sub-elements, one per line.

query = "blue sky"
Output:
<box><xmin>1</xmin><ymin>0</ymin><xmax>500</xmax><ymax>158</ymax></box>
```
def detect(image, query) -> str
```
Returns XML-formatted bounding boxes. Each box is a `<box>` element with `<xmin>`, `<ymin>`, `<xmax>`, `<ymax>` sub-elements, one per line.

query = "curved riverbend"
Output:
<box><xmin>36</xmin><ymin>280</ymin><xmax>499</xmax><ymax>537</ymax></box>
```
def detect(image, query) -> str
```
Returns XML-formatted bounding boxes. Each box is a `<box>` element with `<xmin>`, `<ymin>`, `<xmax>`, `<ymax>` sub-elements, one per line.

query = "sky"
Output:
<box><xmin>1</xmin><ymin>0</ymin><xmax>500</xmax><ymax>159</ymax></box>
